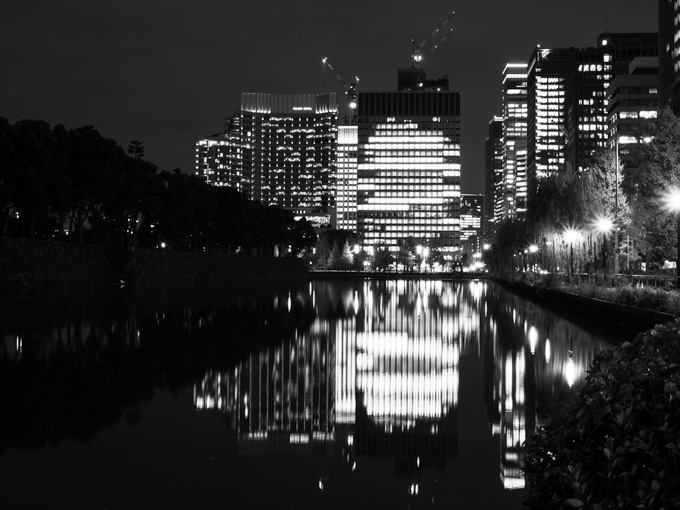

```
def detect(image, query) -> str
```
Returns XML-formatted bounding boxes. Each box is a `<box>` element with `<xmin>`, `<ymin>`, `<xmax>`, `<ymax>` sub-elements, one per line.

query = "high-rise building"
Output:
<box><xmin>527</xmin><ymin>47</ymin><xmax>575</xmax><ymax>212</ymax></box>
<box><xmin>568</xmin><ymin>34</ymin><xmax>658</xmax><ymax>174</ymax></box>
<box><xmin>484</xmin><ymin>117</ymin><xmax>503</xmax><ymax>242</ymax></box>
<box><xmin>659</xmin><ymin>0</ymin><xmax>680</xmax><ymax>110</ymax></box>
<box><xmin>195</xmin><ymin>114</ymin><xmax>242</xmax><ymax>189</ymax></box>
<box><xmin>240</xmin><ymin>93</ymin><xmax>338</xmax><ymax>225</ymax></box>
<box><xmin>356</xmin><ymin>91</ymin><xmax>462</xmax><ymax>258</ymax></box>
<box><xmin>460</xmin><ymin>194</ymin><xmax>483</xmax><ymax>256</ymax></box>
<box><xmin>502</xmin><ymin>64</ymin><xmax>528</xmax><ymax>221</ymax></box>
<box><xmin>336</xmin><ymin>126</ymin><xmax>358</xmax><ymax>231</ymax></box>
<box><xmin>607</xmin><ymin>57</ymin><xmax>659</xmax><ymax>173</ymax></box>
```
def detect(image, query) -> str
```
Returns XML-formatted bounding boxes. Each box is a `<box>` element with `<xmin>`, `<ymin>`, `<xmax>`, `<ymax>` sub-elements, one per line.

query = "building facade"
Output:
<box><xmin>356</xmin><ymin>91</ymin><xmax>462</xmax><ymax>258</ymax></box>
<box><xmin>527</xmin><ymin>47</ymin><xmax>575</xmax><ymax>212</ymax></box>
<box><xmin>195</xmin><ymin>115</ymin><xmax>242</xmax><ymax>189</ymax></box>
<box><xmin>484</xmin><ymin>117</ymin><xmax>503</xmax><ymax>242</ymax></box>
<box><xmin>659</xmin><ymin>0</ymin><xmax>680</xmax><ymax>110</ymax></box>
<box><xmin>606</xmin><ymin>56</ymin><xmax>659</xmax><ymax>173</ymax></box>
<box><xmin>240</xmin><ymin>93</ymin><xmax>338</xmax><ymax>225</ymax></box>
<box><xmin>336</xmin><ymin>126</ymin><xmax>358</xmax><ymax>231</ymax></box>
<box><xmin>502</xmin><ymin>64</ymin><xmax>529</xmax><ymax>221</ymax></box>
<box><xmin>460</xmin><ymin>194</ymin><xmax>483</xmax><ymax>257</ymax></box>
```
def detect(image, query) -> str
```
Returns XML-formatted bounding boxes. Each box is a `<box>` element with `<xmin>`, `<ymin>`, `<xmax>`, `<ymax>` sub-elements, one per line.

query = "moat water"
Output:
<box><xmin>0</xmin><ymin>279</ymin><xmax>618</xmax><ymax>509</ymax></box>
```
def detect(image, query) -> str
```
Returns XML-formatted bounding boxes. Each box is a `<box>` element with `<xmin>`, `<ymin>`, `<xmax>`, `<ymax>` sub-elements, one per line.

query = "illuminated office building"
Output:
<box><xmin>502</xmin><ymin>64</ymin><xmax>528</xmax><ymax>221</ymax></box>
<box><xmin>606</xmin><ymin>57</ymin><xmax>659</xmax><ymax>172</ymax></box>
<box><xmin>484</xmin><ymin>117</ymin><xmax>503</xmax><ymax>242</ymax></box>
<box><xmin>240</xmin><ymin>93</ymin><xmax>338</xmax><ymax>225</ymax></box>
<box><xmin>357</xmin><ymin>92</ymin><xmax>462</xmax><ymax>257</ymax></box>
<box><xmin>336</xmin><ymin>126</ymin><xmax>358</xmax><ymax>231</ymax></box>
<box><xmin>659</xmin><ymin>0</ymin><xmax>680</xmax><ymax>110</ymax></box>
<box><xmin>460</xmin><ymin>194</ymin><xmax>483</xmax><ymax>256</ymax></box>
<box><xmin>195</xmin><ymin>114</ymin><xmax>242</xmax><ymax>189</ymax></box>
<box><xmin>527</xmin><ymin>47</ymin><xmax>575</xmax><ymax>211</ymax></box>
<box><xmin>569</xmin><ymin>34</ymin><xmax>657</xmax><ymax>173</ymax></box>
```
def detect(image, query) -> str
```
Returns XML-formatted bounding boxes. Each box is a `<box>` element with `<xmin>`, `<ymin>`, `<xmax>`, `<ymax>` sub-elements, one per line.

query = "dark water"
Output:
<box><xmin>0</xmin><ymin>279</ymin><xmax>617</xmax><ymax>509</ymax></box>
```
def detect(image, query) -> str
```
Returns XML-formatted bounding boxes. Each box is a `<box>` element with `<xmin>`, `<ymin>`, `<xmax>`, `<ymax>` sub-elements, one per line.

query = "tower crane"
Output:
<box><xmin>322</xmin><ymin>57</ymin><xmax>359</xmax><ymax>123</ymax></box>
<box><xmin>410</xmin><ymin>11</ymin><xmax>455</xmax><ymax>68</ymax></box>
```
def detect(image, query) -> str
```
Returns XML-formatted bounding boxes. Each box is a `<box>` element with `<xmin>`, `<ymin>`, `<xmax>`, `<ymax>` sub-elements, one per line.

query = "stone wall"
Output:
<box><xmin>0</xmin><ymin>238</ymin><xmax>308</xmax><ymax>291</ymax></box>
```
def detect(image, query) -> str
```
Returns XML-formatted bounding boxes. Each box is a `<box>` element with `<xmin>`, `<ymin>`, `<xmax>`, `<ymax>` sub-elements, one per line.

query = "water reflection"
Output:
<box><xmin>0</xmin><ymin>280</ymin><xmax>613</xmax><ymax>508</ymax></box>
<box><xmin>193</xmin><ymin>280</ymin><xmax>611</xmax><ymax>499</ymax></box>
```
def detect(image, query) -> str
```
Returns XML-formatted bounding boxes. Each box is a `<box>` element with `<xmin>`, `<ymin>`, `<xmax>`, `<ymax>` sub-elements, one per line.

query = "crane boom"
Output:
<box><xmin>411</xmin><ymin>11</ymin><xmax>455</xmax><ymax>68</ymax></box>
<box><xmin>321</xmin><ymin>57</ymin><xmax>359</xmax><ymax>110</ymax></box>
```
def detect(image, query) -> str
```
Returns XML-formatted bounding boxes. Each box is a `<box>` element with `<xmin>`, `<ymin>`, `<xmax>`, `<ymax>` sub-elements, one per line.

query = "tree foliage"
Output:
<box><xmin>626</xmin><ymin>107</ymin><xmax>680</xmax><ymax>264</ymax></box>
<box><xmin>525</xmin><ymin>320</ymin><xmax>680</xmax><ymax>510</ymax></box>
<box><xmin>0</xmin><ymin>117</ymin><xmax>316</xmax><ymax>255</ymax></box>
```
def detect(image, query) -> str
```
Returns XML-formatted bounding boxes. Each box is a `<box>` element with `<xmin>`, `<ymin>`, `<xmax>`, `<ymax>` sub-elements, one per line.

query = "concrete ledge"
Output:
<box><xmin>498</xmin><ymin>280</ymin><xmax>676</xmax><ymax>336</ymax></box>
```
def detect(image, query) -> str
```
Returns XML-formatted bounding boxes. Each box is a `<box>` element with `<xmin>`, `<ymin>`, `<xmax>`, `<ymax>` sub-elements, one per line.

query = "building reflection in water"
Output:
<box><xmin>194</xmin><ymin>279</ymin><xmax>612</xmax><ymax>497</ymax></box>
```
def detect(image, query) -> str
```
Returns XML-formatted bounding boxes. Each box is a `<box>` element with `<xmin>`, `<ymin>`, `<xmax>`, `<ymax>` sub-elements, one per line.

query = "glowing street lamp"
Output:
<box><xmin>594</xmin><ymin>217</ymin><xmax>614</xmax><ymax>273</ymax></box>
<box><xmin>563</xmin><ymin>228</ymin><xmax>579</xmax><ymax>277</ymax></box>
<box><xmin>662</xmin><ymin>188</ymin><xmax>680</xmax><ymax>279</ymax></box>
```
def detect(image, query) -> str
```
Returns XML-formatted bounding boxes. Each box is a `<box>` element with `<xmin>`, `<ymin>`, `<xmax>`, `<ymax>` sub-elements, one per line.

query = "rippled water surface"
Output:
<box><xmin>0</xmin><ymin>279</ymin><xmax>617</xmax><ymax>509</ymax></box>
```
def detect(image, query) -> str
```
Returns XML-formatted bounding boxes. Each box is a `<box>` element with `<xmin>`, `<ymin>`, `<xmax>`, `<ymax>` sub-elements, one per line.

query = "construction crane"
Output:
<box><xmin>411</xmin><ymin>11</ymin><xmax>455</xmax><ymax>68</ymax></box>
<box><xmin>322</xmin><ymin>57</ymin><xmax>359</xmax><ymax>122</ymax></box>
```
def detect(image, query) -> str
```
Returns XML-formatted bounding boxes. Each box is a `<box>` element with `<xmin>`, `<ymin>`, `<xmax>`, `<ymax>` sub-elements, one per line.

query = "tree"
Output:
<box><xmin>127</xmin><ymin>140</ymin><xmax>145</xmax><ymax>160</ymax></box>
<box><xmin>626</xmin><ymin>107</ymin><xmax>680</xmax><ymax>267</ymax></box>
<box><xmin>426</xmin><ymin>246</ymin><xmax>445</xmax><ymax>270</ymax></box>
<box><xmin>372</xmin><ymin>243</ymin><xmax>394</xmax><ymax>272</ymax></box>
<box><xmin>66</xmin><ymin>126</ymin><xmax>125</xmax><ymax>243</ymax></box>
<box><xmin>315</xmin><ymin>235</ymin><xmax>331</xmax><ymax>269</ymax></box>
<box><xmin>396</xmin><ymin>236</ymin><xmax>416</xmax><ymax>271</ymax></box>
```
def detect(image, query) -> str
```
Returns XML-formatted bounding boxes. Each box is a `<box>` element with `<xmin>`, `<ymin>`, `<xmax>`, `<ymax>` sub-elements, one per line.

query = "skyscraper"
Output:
<box><xmin>606</xmin><ymin>57</ymin><xmax>659</xmax><ymax>172</ymax></box>
<box><xmin>336</xmin><ymin>126</ymin><xmax>358</xmax><ymax>231</ymax></box>
<box><xmin>527</xmin><ymin>47</ymin><xmax>575</xmax><ymax>212</ymax></box>
<box><xmin>568</xmin><ymin>33</ymin><xmax>657</xmax><ymax>174</ymax></box>
<box><xmin>484</xmin><ymin>116</ymin><xmax>503</xmax><ymax>242</ymax></box>
<box><xmin>502</xmin><ymin>64</ymin><xmax>528</xmax><ymax>221</ymax></box>
<box><xmin>195</xmin><ymin>114</ymin><xmax>242</xmax><ymax>189</ymax></box>
<box><xmin>460</xmin><ymin>194</ymin><xmax>484</xmax><ymax>256</ymax></box>
<box><xmin>240</xmin><ymin>93</ymin><xmax>338</xmax><ymax>225</ymax></box>
<box><xmin>659</xmin><ymin>0</ymin><xmax>680</xmax><ymax>110</ymax></box>
<box><xmin>357</xmin><ymin>91</ymin><xmax>461</xmax><ymax>258</ymax></box>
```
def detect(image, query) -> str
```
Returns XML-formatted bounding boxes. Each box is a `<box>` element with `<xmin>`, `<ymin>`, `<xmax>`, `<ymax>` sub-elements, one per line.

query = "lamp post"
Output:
<box><xmin>564</xmin><ymin>228</ymin><xmax>579</xmax><ymax>278</ymax></box>
<box><xmin>662</xmin><ymin>188</ymin><xmax>680</xmax><ymax>281</ymax></box>
<box><xmin>528</xmin><ymin>244</ymin><xmax>539</xmax><ymax>272</ymax></box>
<box><xmin>594</xmin><ymin>217</ymin><xmax>614</xmax><ymax>274</ymax></box>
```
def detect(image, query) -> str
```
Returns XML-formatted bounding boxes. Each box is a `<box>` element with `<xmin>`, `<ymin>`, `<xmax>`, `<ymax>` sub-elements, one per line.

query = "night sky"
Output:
<box><xmin>3</xmin><ymin>0</ymin><xmax>657</xmax><ymax>195</ymax></box>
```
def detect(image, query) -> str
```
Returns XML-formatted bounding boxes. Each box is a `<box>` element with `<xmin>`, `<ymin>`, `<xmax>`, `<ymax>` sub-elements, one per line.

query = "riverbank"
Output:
<box><xmin>0</xmin><ymin>238</ymin><xmax>308</xmax><ymax>291</ymax></box>
<box><xmin>496</xmin><ymin>279</ymin><xmax>676</xmax><ymax>341</ymax></box>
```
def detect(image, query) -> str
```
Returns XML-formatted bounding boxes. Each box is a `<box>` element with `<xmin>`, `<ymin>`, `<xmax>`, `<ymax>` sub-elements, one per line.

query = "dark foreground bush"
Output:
<box><xmin>525</xmin><ymin>320</ymin><xmax>680</xmax><ymax>509</ymax></box>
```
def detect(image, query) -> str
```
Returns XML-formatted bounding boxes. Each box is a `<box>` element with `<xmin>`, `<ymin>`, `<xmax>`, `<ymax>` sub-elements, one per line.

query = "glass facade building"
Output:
<box><xmin>336</xmin><ymin>126</ymin><xmax>358</xmax><ymax>231</ymax></box>
<box><xmin>484</xmin><ymin>117</ymin><xmax>503</xmax><ymax>242</ymax></box>
<box><xmin>240</xmin><ymin>93</ymin><xmax>338</xmax><ymax>225</ymax></box>
<box><xmin>357</xmin><ymin>91</ymin><xmax>462</xmax><ymax>258</ymax></box>
<box><xmin>502</xmin><ymin>64</ymin><xmax>528</xmax><ymax>221</ymax></box>
<box><xmin>460</xmin><ymin>194</ymin><xmax>483</xmax><ymax>256</ymax></box>
<box><xmin>195</xmin><ymin>115</ymin><xmax>242</xmax><ymax>189</ymax></box>
<box><xmin>527</xmin><ymin>47</ymin><xmax>575</xmax><ymax>210</ymax></box>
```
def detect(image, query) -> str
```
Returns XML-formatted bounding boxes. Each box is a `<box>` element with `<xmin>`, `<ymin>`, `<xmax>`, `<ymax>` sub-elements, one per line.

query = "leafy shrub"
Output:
<box><xmin>525</xmin><ymin>320</ymin><xmax>680</xmax><ymax>509</ymax></box>
<box><xmin>560</xmin><ymin>284</ymin><xmax>680</xmax><ymax>316</ymax></box>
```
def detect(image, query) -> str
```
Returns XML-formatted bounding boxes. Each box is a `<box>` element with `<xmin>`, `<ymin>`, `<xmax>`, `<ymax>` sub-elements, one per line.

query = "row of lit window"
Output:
<box><xmin>615</xmin><ymin>110</ymin><xmax>658</xmax><ymax>120</ymax></box>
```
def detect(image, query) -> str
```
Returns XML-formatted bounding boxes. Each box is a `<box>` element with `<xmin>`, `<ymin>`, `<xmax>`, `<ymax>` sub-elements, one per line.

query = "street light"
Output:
<box><xmin>528</xmin><ymin>244</ymin><xmax>538</xmax><ymax>272</ymax></box>
<box><xmin>594</xmin><ymin>217</ymin><xmax>614</xmax><ymax>273</ymax></box>
<box><xmin>564</xmin><ymin>228</ymin><xmax>579</xmax><ymax>277</ymax></box>
<box><xmin>662</xmin><ymin>187</ymin><xmax>680</xmax><ymax>279</ymax></box>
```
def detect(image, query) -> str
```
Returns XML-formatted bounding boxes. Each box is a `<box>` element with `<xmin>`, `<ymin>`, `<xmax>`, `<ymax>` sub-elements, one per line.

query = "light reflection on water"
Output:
<box><xmin>0</xmin><ymin>280</ymin><xmax>614</xmax><ymax>509</ymax></box>
<box><xmin>193</xmin><ymin>279</ymin><xmax>612</xmax><ymax>505</ymax></box>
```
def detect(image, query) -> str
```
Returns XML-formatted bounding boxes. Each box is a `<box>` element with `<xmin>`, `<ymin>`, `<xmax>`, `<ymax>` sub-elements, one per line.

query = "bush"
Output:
<box><xmin>525</xmin><ymin>320</ymin><xmax>680</xmax><ymax>509</ymax></box>
<box><xmin>560</xmin><ymin>284</ymin><xmax>680</xmax><ymax>316</ymax></box>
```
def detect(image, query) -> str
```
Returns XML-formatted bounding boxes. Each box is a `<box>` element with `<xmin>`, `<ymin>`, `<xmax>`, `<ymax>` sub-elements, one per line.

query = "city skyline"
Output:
<box><xmin>3</xmin><ymin>0</ymin><xmax>656</xmax><ymax>195</ymax></box>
